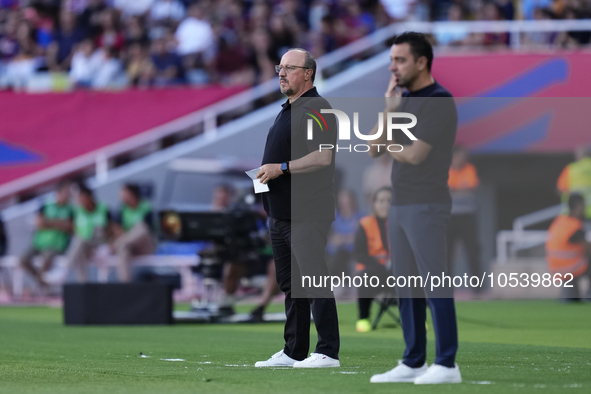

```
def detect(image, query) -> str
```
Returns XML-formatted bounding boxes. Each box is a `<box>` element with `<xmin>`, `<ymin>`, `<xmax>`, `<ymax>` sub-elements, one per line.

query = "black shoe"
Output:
<box><xmin>217</xmin><ymin>305</ymin><xmax>236</xmax><ymax>317</ymax></box>
<box><xmin>249</xmin><ymin>305</ymin><xmax>265</xmax><ymax>322</ymax></box>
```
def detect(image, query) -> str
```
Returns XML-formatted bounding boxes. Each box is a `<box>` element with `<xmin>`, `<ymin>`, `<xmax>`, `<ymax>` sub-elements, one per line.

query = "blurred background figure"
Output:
<box><xmin>208</xmin><ymin>183</ymin><xmax>239</xmax><ymax>313</ymax></box>
<box><xmin>327</xmin><ymin>190</ymin><xmax>362</xmax><ymax>281</ymax></box>
<box><xmin>90</xmin><ymin>47</ymin><xmax>126</xmax><ymax>88</ymax></box>
<box><xmin>20</xmin><ymin>180</ymin><xmax>73</xmax><ymax>289</ymax></box>
<box><xmin>0</xmin><ymin>214</ymin><xmax>8</xmax><ymax>300</ymax></box>
<box><xmin>69</xmin><ymin>40</ymin><xmax>126</xmax><ymax>88</ymax></box>
<box><xmin>150</xmin><ymin>35</ymin><xmax>184</xmax><ymax>86</ymax></box>
<box><xmin>46</xmin><ymin>10</ymin><xmax>84</xmax><ymax>72</ymax></box>
<box><xmin>2</xmin><ymin>0</ymin><xmax>589</xmax><ymax>94</ymax></box>
<box><xmin>447</xmin><ymin>145</ymin><xmax>481</xmax><ymax>280</ymax></box>
<box><xmin>210</xmin><ymin>183</ymin><xmax>235</xmax><ymax>212</ymax></box>
<box><xmin>113</xmin><ymin>0</ymin><xmax>154</xmax><ymax>20</ymax></box>
<box><xmin>545</xmin><ymin>193</ymin><xmax>591</xmax><ymax>301</ymax></box>
<box><xmin>77</xmin><ymin>0</ymin><xmax>108</xmax><ymax>39</ymax></box>
<box><xmin>249</xmin><ymin>28</ymin><xmax>279</xmax><ymax>85</ymax></box>
<box><xmin>110</xmin><ymin>183</ymin><xmax>156</xmax><ymax>282</ymax></box>
<box><xmin>434</xmin><ymin>4</ymin><xmax>469</xmax><ymax>46</ymax></box>
<box><xmin>66</xmin><ymin>184</ymin><xmax>111</xmax><ymax>282</ymax></box>
<box><xmin>0</xmin><ymin>216</ymin><xmax>6</xmax><ymax>260</ymax></box>
<box><xmin>1</xmin><ymin>18</ymin><xmax>41</xmax><ymax>89</ymax></box>
<box><xmin>556</xmin><ymin>145</ymin><xmax>591</xmax><ymax>222</ymax></box>
<box><xmin>68</xmin><ymin>38</ymin><xmax>101</xmax><ymax>86</ymax></box>
<box><xmin>207</xmin><ymin>184</ymin><xmax>279</xmax><ymax>319</ymax></box>
<box><xmin>150</xmin><ymin>0</ymin><xmax>186</xmax><ymax>27</ymax></box>
<box><xmin>354</xmin><ymin>187</ymin><xmax>392</xmax><ymax>333</ymax></box>
<box><xmin>465</xmin><ymin>1</ymin><xmax>509</xmax><ymax>47</ymax></box>
<box><xmin>174</xmin><ymin>3</ymin><xmax>213</xmax><ymax>72</ymax></box>
<box><xmin>521</xmin><ymin>0</ymin><xmax>553</xmax><ymax>20</ymax></box>
<box><xmin>124</xmin><ymin>41</ymin><xmax>155</xmax><ymax>87</ymax></box>
<box><xmin>523</xmin><ymin>7</ymin><xmax>557</xmax><ymax>47</ymax></box>
<box><xmin>362</xmin><ymin>153</ymin><xmax>392</xmax><ymax>207</ymax></box>
<box><xmin>554</xmin><ymin>6</ymin><xmax>591</xmax><ymax>48</ymax></box>
<box><xmin>94</xmin><ymin>8</ymin><xmax>124</xmax><ymax>53</ymax></box>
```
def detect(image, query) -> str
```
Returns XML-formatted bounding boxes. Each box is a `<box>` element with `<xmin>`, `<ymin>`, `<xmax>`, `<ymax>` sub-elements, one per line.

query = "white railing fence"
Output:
<box><xmin>496</xmin><ymin>204</ymin><xmax>563</xmax><ymax>264</ymax></box>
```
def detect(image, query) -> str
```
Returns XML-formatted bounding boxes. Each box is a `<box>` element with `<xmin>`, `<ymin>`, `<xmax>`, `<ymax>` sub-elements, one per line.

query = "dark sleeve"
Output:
<box><xmin>407</xmin><ymin>95</ymin><xmax>457</xmax><ymax>147</ymax></box>
<box><xmin>569</xmin><ymin>229</ymin><xmax>586</xmax><ymax>244</ymax></box>
<box><xmin>299</xmin><ymin>97</ymin><xmax>338</xmax><ymax>154</ymax></box>
<box><xmin>353</xmin><ymin>224</ymin><xmax>382</xmax><ymax>270</ymax></box>
<box><xmin>38</xmin><ymin>206</ymin><xmax>45</xmax><ymax>216</ymax></box>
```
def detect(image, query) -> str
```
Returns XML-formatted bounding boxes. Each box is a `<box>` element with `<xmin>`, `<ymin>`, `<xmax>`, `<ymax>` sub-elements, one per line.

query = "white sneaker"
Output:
<box><xmin>254</xmin><ymin>350</ymin><xmax>297</xmax><ymax>367</ymax></box>
<box><xmin>414</xmin><ymin>363</ymin><xmax>462</xmax><ymax>384</ymax></box>
<box><xmin>370</xmin><ymin>360</ymin><xmax>428</xmax><ymax>383</ymax></box>
<box><xmin>292</xmin><ymin>353</ymin><xmax>340</xmax><ymax>368</ymax></box>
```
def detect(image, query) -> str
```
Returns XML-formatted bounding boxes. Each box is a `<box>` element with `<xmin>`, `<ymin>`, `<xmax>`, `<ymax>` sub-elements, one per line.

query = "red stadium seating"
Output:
<box><xmin>0</xmin><ymin>86</ymin><xmax>245</xmax><ymax>192</ymax></box>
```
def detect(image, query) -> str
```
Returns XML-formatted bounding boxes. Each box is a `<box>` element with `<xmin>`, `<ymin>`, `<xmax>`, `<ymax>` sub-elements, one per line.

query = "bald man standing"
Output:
<box><xmin>254</xmin><ymin>48</ymin><xmax>340</xmax><ymax>368</ymax></box>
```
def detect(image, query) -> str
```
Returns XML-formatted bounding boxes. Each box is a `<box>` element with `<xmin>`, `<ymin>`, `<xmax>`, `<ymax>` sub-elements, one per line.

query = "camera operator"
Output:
<box><xmin>209</xmin><ymin>184</ymin><xmax>279</xmax><ymax>320</ymax></box>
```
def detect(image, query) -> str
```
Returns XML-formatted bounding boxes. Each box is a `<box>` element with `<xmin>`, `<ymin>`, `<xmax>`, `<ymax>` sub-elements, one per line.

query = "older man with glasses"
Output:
<box><xmin>254</xmin><ymin>48</ymin><xmax>340</xmax><ymax>368</ymax></box>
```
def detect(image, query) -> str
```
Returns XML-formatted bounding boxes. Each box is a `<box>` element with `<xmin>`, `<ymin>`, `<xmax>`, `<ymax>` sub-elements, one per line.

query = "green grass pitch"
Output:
<box><xmin>1</xmin><ymin>300</ymin><xmax>589</xmax><ymax>394</ymax></box>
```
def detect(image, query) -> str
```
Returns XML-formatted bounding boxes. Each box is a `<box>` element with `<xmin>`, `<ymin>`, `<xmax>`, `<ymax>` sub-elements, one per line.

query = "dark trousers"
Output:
<box><xmin>269</xmin><ymin>218</ymin><xmax>340</xmax><ymax>360</ymax></box>
<box><xmin>389</xmin><ymin>204</ymin><xmax>458</xmax><ymax>368</ymax></box>
<box><xmin>447</xmin><ymin>213</ymin><xmax>481</xmax><ymax>277</ymax></box>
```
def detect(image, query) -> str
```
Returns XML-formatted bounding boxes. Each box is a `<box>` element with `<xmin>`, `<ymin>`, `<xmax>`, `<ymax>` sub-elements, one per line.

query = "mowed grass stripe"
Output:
<box><xmin>0</xmin><ymin>300</ymin><xmax>589</xmax><ymax>394</ymax></box>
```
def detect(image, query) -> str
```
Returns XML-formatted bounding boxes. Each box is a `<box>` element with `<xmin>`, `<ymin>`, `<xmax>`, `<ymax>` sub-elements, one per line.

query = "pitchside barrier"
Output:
<box><xmin>63</xmin><ymin>283</ymin><xmax>174</xmax><ymax>325</ymax></box>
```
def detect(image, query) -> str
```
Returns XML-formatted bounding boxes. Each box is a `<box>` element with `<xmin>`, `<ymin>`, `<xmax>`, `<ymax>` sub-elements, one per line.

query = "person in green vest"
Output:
<box><xmin>557</xmin><ymin>145</ymin><xmax>591</xmax><ymax>221</ymax></box>
<box><xmin>67</xmin><ymin>183</ymin><xmax>111</xmax><ymax>282</ymax></box>
<box><xmin>20</xmin><ymin>180</ymin><xmax>74</xmax><ymax>287</ymax></box>
<box><xmin>110</xmin><ymin>183</ymin><xmax>156</xmax><ymax>282</ymax></box>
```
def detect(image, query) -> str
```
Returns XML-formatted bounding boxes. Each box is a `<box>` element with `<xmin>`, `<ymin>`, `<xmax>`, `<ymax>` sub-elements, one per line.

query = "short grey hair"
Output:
<box><xmin>287</xmin><ymin>48</ymin><xmax>317</xmax><ymax>82</ymax></box>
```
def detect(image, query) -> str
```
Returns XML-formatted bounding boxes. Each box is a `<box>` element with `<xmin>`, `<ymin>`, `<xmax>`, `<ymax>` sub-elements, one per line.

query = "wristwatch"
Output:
<box><xmin>281</xmin><ymin>162</ymin><xmax>290</xmax><ymax>175</ymax></box>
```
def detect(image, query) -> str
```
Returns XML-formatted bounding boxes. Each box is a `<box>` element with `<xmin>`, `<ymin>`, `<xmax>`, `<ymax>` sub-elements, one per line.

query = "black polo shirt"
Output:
<box><xmin>390</xmin><ymin>81</ymin><xmax>458</xmax><ymax>206</ymax></box>
<box><xmin>261</xmin><ymin>87</ymin><xmax>337</xmax><ymax>221</ymax></box>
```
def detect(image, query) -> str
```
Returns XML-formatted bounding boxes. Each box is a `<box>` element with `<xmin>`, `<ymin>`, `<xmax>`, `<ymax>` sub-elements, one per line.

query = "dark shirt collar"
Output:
<box><xmin>281</xmin><ymin>87</ymin><xmax>319</xmax><ymax>108</ymax></box>
<box><xmin>405</xmin><ymin>80</ymin><xmax>439</xmax><ymax>97</ymax></box>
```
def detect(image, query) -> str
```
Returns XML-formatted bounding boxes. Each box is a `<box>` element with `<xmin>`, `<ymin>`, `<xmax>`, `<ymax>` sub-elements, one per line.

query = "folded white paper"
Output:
<box><xmin>245</xmin><ymin>167</ymin><xmax>270</xmax><ymax>193</ymax></box>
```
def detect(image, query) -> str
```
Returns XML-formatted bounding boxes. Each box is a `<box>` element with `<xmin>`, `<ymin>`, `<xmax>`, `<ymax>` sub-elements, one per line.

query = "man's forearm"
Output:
<box><xmin>289</xmin><ymin>150</ymin><xmax>332</xmax><ymax>174</ymax></box>
<box><xmin>367</xmin><ymin>117</ymin><xmax>421</xmax><ymax>164</ymax></box>
<box><xmin>389</xmin><ymin>148</ymin><xmax>416</xmax><ymax>164</ymax></box>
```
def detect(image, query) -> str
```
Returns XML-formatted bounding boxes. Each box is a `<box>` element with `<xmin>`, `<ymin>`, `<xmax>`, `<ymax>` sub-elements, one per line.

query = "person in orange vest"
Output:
<box><xmin>447</xmin><ymin>145</ymin><xmax>481</xmax><ymax>282</ymax></box>
<box><xmin>556</xmin><ymin>145</ymin><xmax>591</xmax><ymax>221</ymax></box>
<box><xmin>546</xmin><ymin>193</ymin><xmax>591</xmax><ymax>301</ymax></box>
<box><xmin>353</xmin><ymin>187</ymin><xmax>393</xmax><ymax>332</ymax></box>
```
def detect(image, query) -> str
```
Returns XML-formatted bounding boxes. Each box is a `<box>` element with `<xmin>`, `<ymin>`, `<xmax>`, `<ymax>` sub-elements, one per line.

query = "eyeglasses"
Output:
<box><xmin>275</xmin><ymin>65</ymin><xmax>309</xmax><ymax>74</ymax></box>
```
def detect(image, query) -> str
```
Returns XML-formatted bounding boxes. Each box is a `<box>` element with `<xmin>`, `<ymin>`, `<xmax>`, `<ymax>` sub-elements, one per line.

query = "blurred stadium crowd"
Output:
<box><xmin>1</xmin><ymin>0</ymin><xmax>590</xmax><ymax>91</ymax></box>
